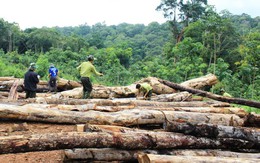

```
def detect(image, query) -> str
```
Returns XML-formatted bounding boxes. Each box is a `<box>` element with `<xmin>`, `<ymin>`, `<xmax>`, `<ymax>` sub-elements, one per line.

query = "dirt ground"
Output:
<box><xmin>0</xmin><ymin>121</ymin><xmax>76</xmax><ymax>163</ymax></box>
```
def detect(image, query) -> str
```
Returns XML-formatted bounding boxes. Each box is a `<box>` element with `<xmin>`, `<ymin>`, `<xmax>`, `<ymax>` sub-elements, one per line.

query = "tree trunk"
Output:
<box><xmin>160</xmin><ymin>79</ymin><xmax>260</xmax><ymax>108</ymax></box>
<box><xmin>165</xmin><ymin>122</ymin><xmax>260</xmax><ymax>148</ymax></box>
<box><xmin>20</xmin><ymin>102</ymin><xmax>246</xmax><ymax>117</ymax></box>
<box><xmin>0</xmin><ymin>130</ymin><xmax>257</xmax><ymax>154</ymax></box>
<box><xmin>137</xmin><ymin>154</ymin><xmax>259</xmax><ymax>163</ymax></box>
<box><xmin>0</xmin><ymin>104</ymin><xmax>245</xmax><ymax>126</ymax></box>
<box><xmin>64</xmin><ymin>148</ymin><xmax>260</xmax><ymax>162</ymax></box>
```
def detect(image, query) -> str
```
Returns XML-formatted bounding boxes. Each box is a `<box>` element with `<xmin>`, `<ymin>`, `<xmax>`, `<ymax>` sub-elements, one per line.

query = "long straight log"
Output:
<box><xmin>165</xmin><ymin>122</ymin><xmax>260</xmax><ymax>148</ymax></box>
<box><xmin>64</xmin><ymin>148</ymin><xmax>260</xmax><ymax>162</ymax></box>
<box><xmin>0</xmin><ymin>104</ymin><xmax>245</xmax><ymax>126</ymax></box>
<box><xmin>0</xmin><ymin>131</ymin><xmax>257</xmax><ymax>154</ymax></box>
<box><xmin>8</xmin><ymin>97</ymin><xmax>230</xmax><ymax>107</ymax></box>
<box><xmin>19</xmin><ymin>103</ymin><xmax>246</xmax><ymax>117</ymax></box>
<box><xmin>138</xmin><ymin>154</ymin><xmax>259</xmax><ymax>163</ymax></box>
<box><xmin>160</xmin><ymin>79</ymin><xmax>260</xmax><ymax>108</ymax></box>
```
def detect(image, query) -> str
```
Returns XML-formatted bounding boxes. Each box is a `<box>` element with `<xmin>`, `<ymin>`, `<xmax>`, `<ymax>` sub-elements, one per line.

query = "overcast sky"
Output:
<box><xmin>0</xmin><ymin>0</ymin><xmax>259</xmax><ymax>30</ymax></box>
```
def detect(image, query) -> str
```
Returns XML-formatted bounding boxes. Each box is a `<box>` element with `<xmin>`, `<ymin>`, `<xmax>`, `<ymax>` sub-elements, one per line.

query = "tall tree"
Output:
<box><xmin>156</xmin><ymin>0</ymin><xmax>207</xmax><ymax>42</ymax></box>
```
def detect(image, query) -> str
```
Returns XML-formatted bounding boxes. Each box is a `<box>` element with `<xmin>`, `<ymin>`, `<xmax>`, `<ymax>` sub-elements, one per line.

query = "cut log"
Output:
<box><xmin>0</xmin><ymin>78</ymin><xmax>81</xmax><ymax>93</ymax></box>
<box><xmin>64</xmin><ymin>148</ymin><xmax>260</xmax><ymax>161</ymax></box>
<box><xmin>7</xmin><ymin>79</ymin><xmax>19</xmax><ymax>101</ymax></box>
<box><xmin>0</xmin><ymin>131</ymin><xmax>257</xmax><ymax>154</ymax></box>
<box><xmin>180</xmin><ymin>73</ymin><xmax>218</xmax><ymax>89</ymax></box>
<box><xmin>138</xmin><ymin>154</ymin><xmax>259</xmax><ymax>163</ymax></box>
<box><xmin>44</xmin><ymin>74</ymin><xmax>218</xmax><ymax>99</ymax></box>
<box><xmin>151</xmin><ymin>91</ymin><xmax>192</xmax><ymax>102</ymax></box>
<box><xmin>21</xmin><ymin>102</ymin><xmax>246</xmax><ymax>117</ymax></box>
<box><xmin>165</xmin><ymin>122</ymin><xmax>260</xmax><ymax>148</ymax></box>
<box><xmin>160</xmin><ymin>79</ymin><xmax>260</xmax><ymax>108</ymax></box>
<box><xmin>244</xmin><ymin>113</ymin><xmax>260</xmax><ymax>127</ymax></box>
<box><xmin>0</xmin><ymin>104</ymin><xmax>245</xmax><ymax>126</ymax></box>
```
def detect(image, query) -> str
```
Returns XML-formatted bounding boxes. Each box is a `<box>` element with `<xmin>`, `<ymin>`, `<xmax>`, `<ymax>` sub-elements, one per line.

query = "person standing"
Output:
<box><xmin>48</xmin><ymin>63</ymin><xmax>59</xmax><ymax>93</ymax></box>
<box><xmin>24</xmin><ymin>63</ymin><xmax>39</xmax><ymax>98</ymax></box>
<box><xmin>136</xmin><ymin>83</ymin><xmax>153</xmax><ymax>100</ymax></box>
<box><xmin>77</xmin><ymin>55</ymin><xmax>103</xmax><ymax>99</ymax></box>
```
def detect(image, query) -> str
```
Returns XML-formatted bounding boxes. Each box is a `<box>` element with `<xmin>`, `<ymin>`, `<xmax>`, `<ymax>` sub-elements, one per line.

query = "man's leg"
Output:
<box><xmin>81</xmin><ymin>77</ymin><xmax>92</xmax><ymax>99</ymax></box>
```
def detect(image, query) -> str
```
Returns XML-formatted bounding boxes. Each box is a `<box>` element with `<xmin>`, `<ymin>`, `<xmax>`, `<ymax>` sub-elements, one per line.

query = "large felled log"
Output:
<box><xmin>160</xmin><ymin>79</ymin><xmax>260</xmax><ymax>108</ymax></box>
<box><xmin>64</xmin><ymin>148</ymin><xmax>260</xmax><ymax>162</ymax></box>
<box><xmin>0</xmin><ymin>78</ymin><xmax>81</xmax><ymax>92</ymax></box>
<box><xmin>180</xmin><ymin>73</ymin><xmax>218</xmax><ymax>89</ymax></box>
<box><xmin>165</xmin><ymin>122</ymin><xmax>260</xmax><ymax>148</ymax></box>
<box><xmin>7</xmin><ymin>79</ymin><xmax>19</xmax><ymax>101</ymax></box>
<box><xmin>0</xmin><ymin>104</ymin><xmax>245</xmax><ymax>126</ymax></box>
<box><xmin>21</xmin><ymin>102</ymin><xmax>246</xmax><ymax>117</ymax></box>
<box><xmin>138</xmin><ymin>154</ymin><xmax>259</xmax><ymax>163</ymax></box>
<box><xmin>0</xmin><ymin>130</ymin><xmax>257</xmax><ymax>154</ymax></box>
<box><xmin>32</xmin><ymin>98</ymin><xmax>231</xmax><ymax>108</ymax></box>
<box><xmin>46</xmin><ymin>74</ymin><xmax>218</xmax><ymax>99</ymax></box>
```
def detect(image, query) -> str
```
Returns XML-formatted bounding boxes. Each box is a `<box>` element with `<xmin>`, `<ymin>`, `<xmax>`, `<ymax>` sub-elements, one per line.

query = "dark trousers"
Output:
<box><xmin>81</xmin><ymin>77</ymin><xmax>92</xmax><ymax>99</ymax></box>
<box><xmin>144</xmin><ymin>90</ymin><xmax>153</xmax><ymax>100</ymax></box>
<box><xmin>25</xmin><ymin>90</ymin><xmax>36</xmax><ymax>98</ymax></box>
<box><xmin>49</xmin><ymin>76</ymin><xmax>57</xmax><ymax>92</ymax></box>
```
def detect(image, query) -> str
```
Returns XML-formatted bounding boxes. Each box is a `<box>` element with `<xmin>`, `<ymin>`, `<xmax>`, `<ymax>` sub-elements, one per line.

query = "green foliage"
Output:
<box><xmin>0</xmin><ymin>10</ymin><xmax>259</xmax><ymax>110</ymax></box>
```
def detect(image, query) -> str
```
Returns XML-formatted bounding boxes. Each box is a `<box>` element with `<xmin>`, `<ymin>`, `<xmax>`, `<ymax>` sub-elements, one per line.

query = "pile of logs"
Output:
<box><xmin>0</xmin><ymin>74</ymin><xmax>259</xmax><ymax>163</ymax></box>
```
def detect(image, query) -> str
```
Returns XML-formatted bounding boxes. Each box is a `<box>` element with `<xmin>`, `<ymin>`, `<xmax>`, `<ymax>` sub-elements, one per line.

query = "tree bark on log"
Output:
<box><xmin>165</xmin><ymin>122</ymin><xmax>260</xmax><ymax>148</ymax></box>
<box><xmin>0</xmin><ymin>131</ymin><xmax>257</xmax><ymax>154</ymax></box>
<box><xmin>20</xmin><ymin>103</ymin><xmax>247</xmax><ymax>118</ymax></box>
<box><xmin>0</xmin><ymin>104</ymin><xmax>245</xmax><ymax>126</ymax></box>
<box><xmin>160</xmin><ymin>79</ymin><xmax>260</xmax><ymax>108</ymax></box>
<box><xmin>64</xmin><ymin>148</ymin><xmax>260</xmax><ymax>161</ymax></box>
<box><xmin>137</xmin><ymin>154</ymin><xmax>259</xmax><ymax>163</ymax></box>
<box><xmin>0</xmin><ymin>78</ymin><xmax>81</xmax><ymax>92</ymax></box>
<box><xmin>44</xmin><ymin>74</ymin><xmax>218</xmax><ymax>99</ymax></box>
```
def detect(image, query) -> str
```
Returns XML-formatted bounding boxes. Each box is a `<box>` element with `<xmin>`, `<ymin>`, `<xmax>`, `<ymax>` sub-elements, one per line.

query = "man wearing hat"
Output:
<box><xmin>77</xmin><ymin>55</ymin><xmax>103</xmax><ymax>99</ymax></box>
<box><xmin>24</xmin><ymin>63</ymin><xmax>40</xmax><ymax>98</ymax></box>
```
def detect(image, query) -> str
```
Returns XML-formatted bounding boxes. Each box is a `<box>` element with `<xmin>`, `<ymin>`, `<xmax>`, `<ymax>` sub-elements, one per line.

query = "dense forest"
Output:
<box><xmin>0</xmin><ymin>1</ymin><xmax>259</xmax><ymax>109</ymax></box>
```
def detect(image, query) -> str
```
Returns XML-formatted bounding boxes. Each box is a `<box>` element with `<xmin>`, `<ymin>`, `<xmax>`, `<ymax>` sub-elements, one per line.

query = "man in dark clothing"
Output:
<box><xmin>24</xmin><ymin>63</ymin><xmax>39</xmax><ymax>98</ymax></box>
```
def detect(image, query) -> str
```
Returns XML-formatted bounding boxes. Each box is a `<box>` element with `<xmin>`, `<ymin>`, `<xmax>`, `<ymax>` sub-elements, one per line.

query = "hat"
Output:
<box><xmin>29</xmin><ymin>63</ymin><xmax>37</xmax><ymax>70</ymax></box>
<box><xmin>87</xmin><ymin>55</ymin><xmax>96</xmax><ymax>61</ymax></box>
<box><xmin>50</xmin><ymin>63</ymin><xmax>54</xmax><ymax>68</ymax></box>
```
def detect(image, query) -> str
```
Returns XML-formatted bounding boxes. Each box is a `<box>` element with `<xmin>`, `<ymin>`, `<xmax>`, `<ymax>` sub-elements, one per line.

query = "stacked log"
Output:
<box><xmin>0</xmin><ymin>74</ymin><xmax>259</xmax><ymax>163</ymax></box>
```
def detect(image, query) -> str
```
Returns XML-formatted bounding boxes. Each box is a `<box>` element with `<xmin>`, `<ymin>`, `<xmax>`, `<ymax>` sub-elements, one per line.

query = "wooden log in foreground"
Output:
<box><xmin>0</xmin><ymin>130</ymin><xmax>257</xmax><ymax>154</ymax></box>
<box><xmin>160</xmin><ymin>79</ymin><xmax>260</xmax><ymax>108</ymax></box>
<box><xmin>138</xmin><ymin>154</ymin><xmax>259</xmax><ymax>163</ymax></box>
<box><xmin>0</xmin><ymin>104</ymin><xmax>245</xmax><ymax>126</ymax></box>
<box><xmin>19</xmin><ymin>103</ymin><xmax>246</xmax><ymax>117</ymax></box>
<box><xmin>33</xmin><ymin>97</ymin><xmax>231</xmax><ymax>107</ymax></box>
<box><xmin>84</xmin><ymin>124</ymin><xmax>259</xmax><ymax>149</ymax></box>
<box><xmin>165</xmin><ymin>122</ymin><xmax>260</xmax><ymax>148</ymax></box>
<box><xmin>64</xmin><ymin>148</ymin><xmax>260</xmax><ymax>162</ymax></box>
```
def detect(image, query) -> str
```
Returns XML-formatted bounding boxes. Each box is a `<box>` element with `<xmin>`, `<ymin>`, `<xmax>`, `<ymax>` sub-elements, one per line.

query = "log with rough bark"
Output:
<box><xmin>0</xmin><ymin>104</ymin><xmax>245</xmax><ymax>126</ymax></box>
<box><xmin>0</xmin><ymin>77</ymin><xmax>81</xmax><ymax>92</ymax></box>
<box><xmin>7</xmin><ymin>79</ymin><xmax>19</xmax><ymax>101</ymax></box>
<box><xmin>20</xmin><ymin>102</ymin><xmax>247</xmax><ymax>118</ymax></box>
<box><xmin>0</xmin><ymin>130</ymin><xmax>258</xmax><ymax>154</ymax></box>
<box><xmin>32</xmin><ymin>98</ymin><xmax>231</xmax><ymax>107</ymax></box>
<box><xmin>160</xmin><ymin>79</ymin><xmax>260</xmax><ymax>108</ymax></box>
<box><xmin>165</xmin><ymin>122</ymin><xmax>260</xmax><ymax>148</ymax></box>
<box><xmin>137</xmin><ymin>154</ymin><xmax>259</xmax><ymax>163</ymax></box>
<box><xmin>64</xmin><ymin>148</ymin><xmax>260</xmax><ymax>162</ymax></box>
<box><xmin>46</xmin><ymin>74</ymin><xmax>218</xmax><ymax>99</ymax></box>
<box><xmin>180</xmin><ymin>73</ymin><xmax>218</xmax><ymax>89</ymax></box>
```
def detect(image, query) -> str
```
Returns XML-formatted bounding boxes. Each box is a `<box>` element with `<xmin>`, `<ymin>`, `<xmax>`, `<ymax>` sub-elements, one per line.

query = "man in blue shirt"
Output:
<box><xmin>48</xmin><ymin>63</ymin><xmax>58</xmax><ymax>93</ymax></box>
